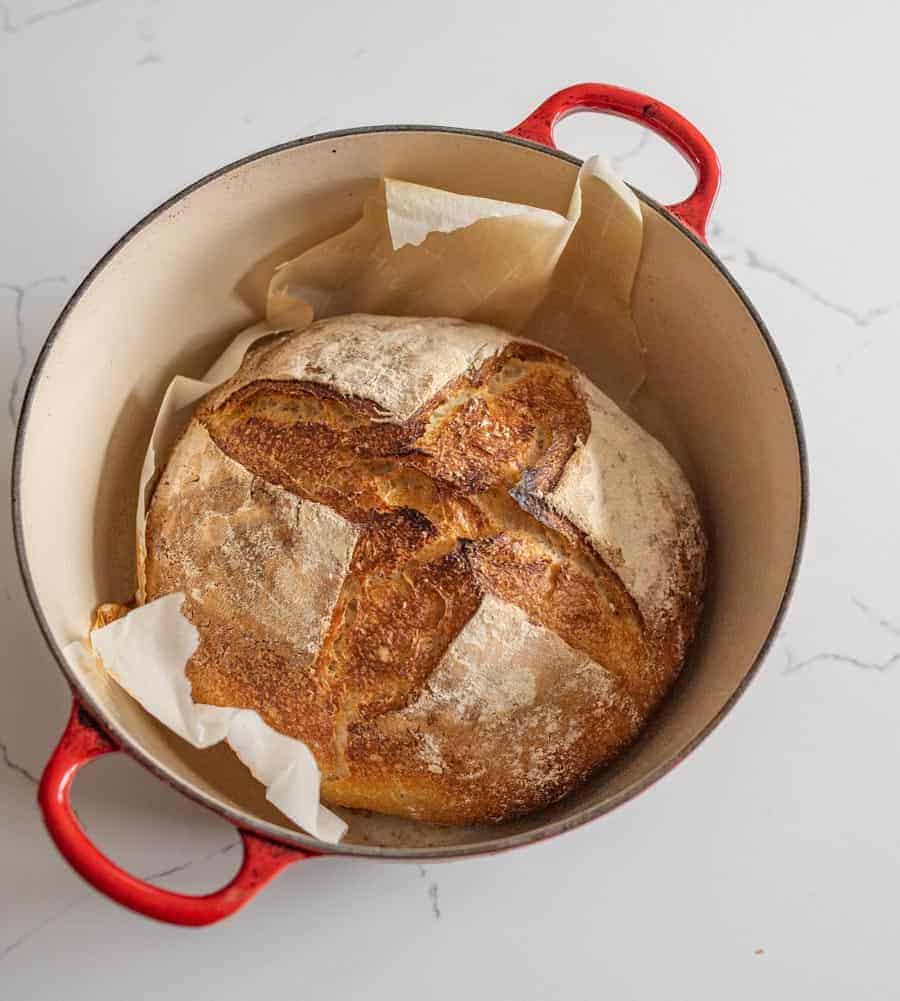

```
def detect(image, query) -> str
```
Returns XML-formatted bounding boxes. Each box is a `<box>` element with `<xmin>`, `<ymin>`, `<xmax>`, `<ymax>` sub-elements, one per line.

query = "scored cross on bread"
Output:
<box><xmin>144</xmin><ymin>315</ymin><xmax>706</xmax><ymax>825</ymax></box>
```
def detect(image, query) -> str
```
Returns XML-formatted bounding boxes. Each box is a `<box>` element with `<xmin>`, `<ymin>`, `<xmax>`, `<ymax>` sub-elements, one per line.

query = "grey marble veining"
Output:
<box><xmin>0</xmin><ymin>736</ymin><xmax>38</xmax><ymax>785</ymax></box>
<box><xmin>0</xmin><ymin>277</ymin><xmax>66</xmax><ymax>423</ymax></box>
<box><xmin>0</xmin><ymin>0</ymin><xmax>103</xmax><ymax>35</ymax></box>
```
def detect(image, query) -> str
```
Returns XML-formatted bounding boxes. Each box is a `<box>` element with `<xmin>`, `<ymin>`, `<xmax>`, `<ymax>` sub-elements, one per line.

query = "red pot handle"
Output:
<box><xmin>38</xmin><ymin>700</ymin><xmax>310</xmax><ymax>926</ymax></box>
<box><xmin>507</xmin><ymin>83</ymin><xmax>720</xmax><ymax>240</ymax></box>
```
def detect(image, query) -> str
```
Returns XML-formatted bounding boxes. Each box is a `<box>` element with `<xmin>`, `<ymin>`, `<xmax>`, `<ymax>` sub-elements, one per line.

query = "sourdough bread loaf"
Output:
<box><xmin>143</xmin><ymin>314</ymin><xmax>706</xmax><ymax>825</ymax></box>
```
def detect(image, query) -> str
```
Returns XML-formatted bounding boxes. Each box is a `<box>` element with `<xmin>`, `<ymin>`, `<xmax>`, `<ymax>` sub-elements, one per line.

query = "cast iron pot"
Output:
<box><xmin>12</xmin><ymin>83</ymin><xmax>807</xmax><ymax>926</ymax></box>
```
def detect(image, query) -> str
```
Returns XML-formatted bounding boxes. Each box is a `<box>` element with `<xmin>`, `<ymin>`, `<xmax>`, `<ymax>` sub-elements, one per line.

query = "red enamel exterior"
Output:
<box><xmin>507</xmin><ymin>83</ymin><xmax>720</xmax><ymax>239</ymax></box>
<box><xmin>37</xmin><ymin>82</ymin><xmax>722</xmax><ymax>926</ymax></box>
<box><xmin>38</xmin><ymin>701</ymin><xmax>310</xmax><ymax>926</ymax></box>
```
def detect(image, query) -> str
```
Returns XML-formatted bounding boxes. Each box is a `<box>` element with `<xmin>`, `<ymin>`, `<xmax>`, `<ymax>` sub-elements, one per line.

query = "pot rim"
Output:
<box><xmin>10</xmin><ymin>123</ymin><xmax>809</xmax><ymax>860</ymax></box>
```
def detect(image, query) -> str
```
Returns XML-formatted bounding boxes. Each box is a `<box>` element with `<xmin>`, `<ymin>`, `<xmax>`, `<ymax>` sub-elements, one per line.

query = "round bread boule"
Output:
<box><xmin>143</xmin><ymin>314</ymin><xmax>706</xmax><ymax>825</ymax></box>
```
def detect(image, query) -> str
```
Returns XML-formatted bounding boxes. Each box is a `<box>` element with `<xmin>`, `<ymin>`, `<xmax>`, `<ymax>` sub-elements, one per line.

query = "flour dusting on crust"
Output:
<box><xmin>545</xmin><ymin>375</ymin><xmax>705</xmax><ymax>631</ymax></box>
<box><xmin>394</xmin><ymin>594</ymin><xmax>642</xmax><ymax>815</ymax></box>
<box><xmin>148</xmin><ymin>420</ymin><xmax>359</xmax><ymax>658</ymax></box>
<box><xmin>205</xmin><ymin>314</ymin><xmax>513</xmax><ymax>421</ymax></box>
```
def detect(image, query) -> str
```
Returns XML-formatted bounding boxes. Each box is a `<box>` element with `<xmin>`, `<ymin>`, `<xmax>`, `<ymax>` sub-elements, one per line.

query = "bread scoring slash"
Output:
<box><xmin>143</xmin><ymin>315</ymin><xmax>706</xmax><ymax>825</ymax></box>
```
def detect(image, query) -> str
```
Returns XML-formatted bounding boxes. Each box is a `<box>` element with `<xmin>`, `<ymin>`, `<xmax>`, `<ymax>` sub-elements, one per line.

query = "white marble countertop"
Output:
<box><xmin>2</xmin><ymin>1</ymin><xmax>898</xmax><ymax>997</ymax></box>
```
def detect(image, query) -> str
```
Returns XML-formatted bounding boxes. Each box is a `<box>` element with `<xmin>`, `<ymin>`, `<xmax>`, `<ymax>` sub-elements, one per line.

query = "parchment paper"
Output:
<box><xmin>86</xmin><ymin>155</ymin><xmax>646</xmax><ymax>843</ymax></box>
<box><xmin>63</xmin><ymin>594</ymin><xmax>346</xmax><ymax>842</ymax></box>
<box><xmin>267</xmin><ymin>157</ymin><xmax>646</xmax><ymax>403</ymax></box>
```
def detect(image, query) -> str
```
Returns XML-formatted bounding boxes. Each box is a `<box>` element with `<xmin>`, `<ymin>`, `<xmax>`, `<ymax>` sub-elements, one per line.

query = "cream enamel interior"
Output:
<box><xmin>16</xmin><ymin>129</ymin><xmax>804</xmax><ymax>857</ymax></box>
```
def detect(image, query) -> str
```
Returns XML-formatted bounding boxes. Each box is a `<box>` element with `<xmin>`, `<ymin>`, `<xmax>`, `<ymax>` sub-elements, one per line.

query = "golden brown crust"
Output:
<box><xmin>143</xmin><ymin>316</ymin><xmax>706</xmax><ymax>825</ymax></box>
